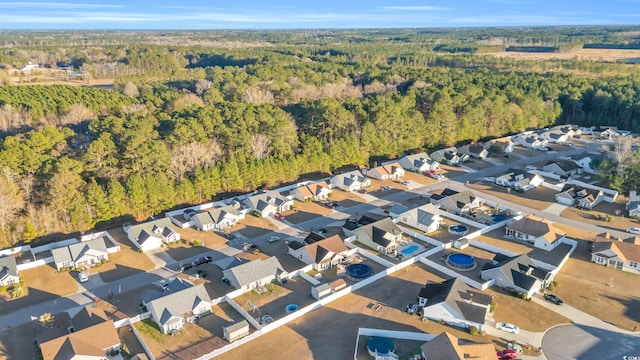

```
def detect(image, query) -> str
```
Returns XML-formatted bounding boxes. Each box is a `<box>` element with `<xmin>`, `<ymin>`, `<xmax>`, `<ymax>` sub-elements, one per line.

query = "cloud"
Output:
<box><xmin>382</xmin><ymin>5</ymin><xmax>449</xmax><ymax>11</ymax></box>
<box><xmin>0</xmin><ymin>2</ymin><xmax>123</xmax><ymax>8</ymax></box>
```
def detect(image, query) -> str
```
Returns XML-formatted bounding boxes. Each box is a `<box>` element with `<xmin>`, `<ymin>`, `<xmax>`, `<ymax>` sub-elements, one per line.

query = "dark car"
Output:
<box><xmin>223</xmin><ymin>232</ymin><xmax>235</xmax><ymax>240</ymax></box>
<box><xmin>177</xmin><ymin>263</ymin><xmax>193</xmax><ymax>273</ymax></box>
<box><xmin>543</xmin><ymin>293</ymin><xmax>564</xmax><ymax>305</ymax></box>
<box><xmin>194</xmin><ymin>256</ymin><xmax>212</xmax><ymax>266</ymax></box>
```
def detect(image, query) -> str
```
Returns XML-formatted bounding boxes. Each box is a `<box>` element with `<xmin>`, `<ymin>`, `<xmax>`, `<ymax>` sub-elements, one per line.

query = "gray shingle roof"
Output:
<box><xmin>128</xmin><ymin>218</ymin><xmax>178</xmax><ymax>243</ymax></box>
<box><xmin>0</xmin><ymin>255</ymin><xmax>18</xmax><ymax>280</ymax></box>
<box><xmin>143</xmin><ymin>279</ymin><xmax>212</xmax><ymax>326</ymax></box>
<box><xmin>419</xmin><ymin>278</ymin><xmax>491</xmax><ymax>324</ymax></box>
<box><xmin>51</xmin><ymin>238</ymin><xmax>108</xmax><ymax>265</ymax></box>
<box><xmin>222</xmin><ymin>256</ymin><xmax>284</xmax><ymax>288</ymax></box>
<box><xmin>484</xmin><ymin>254</ymin><xmax>549</xmax><ymax>291</ymax></box>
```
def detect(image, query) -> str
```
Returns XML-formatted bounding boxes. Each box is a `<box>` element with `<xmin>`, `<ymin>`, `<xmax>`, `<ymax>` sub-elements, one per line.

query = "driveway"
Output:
<box><xmin>542</xmin><ymin>324</ymin><xmax>640</xmax><ymax>360</ymax></box>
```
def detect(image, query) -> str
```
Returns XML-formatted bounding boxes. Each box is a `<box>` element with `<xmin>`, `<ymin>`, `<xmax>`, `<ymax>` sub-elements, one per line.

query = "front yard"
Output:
<box><xmin>467</xmin><ymin>182</ymin><xmax>557</xmax><ymax>211</ymax></box>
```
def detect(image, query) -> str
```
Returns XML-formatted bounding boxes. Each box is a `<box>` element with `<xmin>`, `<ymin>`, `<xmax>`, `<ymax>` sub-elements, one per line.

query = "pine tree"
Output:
<box><xmin>23</xmin><ymin>220</ymin><xmax>37</xmax><ymax>244</ymax></box>
<box><xmin>106</xmin><ymin>178</ymin><xmax>128</xmax><ymax>218</ymax></box>
<box><xmin>86</xmin><ymin>179</ymin><xmax>111</xmax><ymax>221</ymax></box>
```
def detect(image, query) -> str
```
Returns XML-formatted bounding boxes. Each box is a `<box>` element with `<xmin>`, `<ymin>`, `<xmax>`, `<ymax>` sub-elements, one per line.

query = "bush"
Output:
<box><xmin>520</xmin><ymin>293</ymin><xmax>528</xmax><ymax>300</ymax></box>
<box><xmin>490</xmin><ymin>301</ymin><xmax>497</xmax><ymax>313</ymax></box>
<box><xmin>0</xmin><ymin>285</ymin><xmax>7</xmax><ymax>292</ymax></box>
<box><xmin>192</xmin><ymin>240</ymin><xmax>202</xmax><ymax>247</ymax></box>
<box><xmin>469</xmin><ymin>325</ymin><xmax>479</xmax><ymax>335</ymax></box>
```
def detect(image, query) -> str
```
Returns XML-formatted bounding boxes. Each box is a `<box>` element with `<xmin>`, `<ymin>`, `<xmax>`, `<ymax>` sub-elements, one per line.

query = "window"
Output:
<box><xmin>630</xmin><ymin>262</ymin><xmax>638</xmax><ymax>268</ymax></box>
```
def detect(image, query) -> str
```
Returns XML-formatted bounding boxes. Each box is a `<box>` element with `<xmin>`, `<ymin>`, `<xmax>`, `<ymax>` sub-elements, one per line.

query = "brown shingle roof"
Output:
<box><xmin>304</xmin><ymin>235</ymin><xmax>348</xmax><ymax>263</ymax></box>
<box><xmin>420</xmin><ymin>332</ymin><xmax>495</xmax><ymax>360</ymax></box>
<box><xmin>40</xmin><ymin>320</ymin><xmax>120</xmax><ymax>360</ymax></box>
<box><xmin>507</xmin><ymin>215</ymin><xmax>565</xmax><ymax>244</ymax></box>
<box><xmin>594</xmin><ymin>233</ymin><xmax>640</xmax><ymax>262</ymax></box>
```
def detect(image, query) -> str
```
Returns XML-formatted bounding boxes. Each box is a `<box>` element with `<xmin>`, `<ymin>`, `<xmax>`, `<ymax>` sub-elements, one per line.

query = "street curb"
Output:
<box><xmin>538</xmin><ymin>322</ymin><xmax>575</xmax><ymax>360</ymax></box>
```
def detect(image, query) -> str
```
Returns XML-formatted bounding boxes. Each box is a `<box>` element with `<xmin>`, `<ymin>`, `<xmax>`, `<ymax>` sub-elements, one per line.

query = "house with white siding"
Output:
<box><xmin>591</xmin><ymin>233</ymin><xmax>640</xmax><ymax>273</ymax></box>
<box><xmin>505</xmin><ymin>215</ymin><xmax>566</xmax><ymax>251</ymax></box>
<box><xmin>126</xmin><ymin>218</ymin><xmax>181</xmax><ymax>252</ymax></box>
<box><xmin>398</xmin><ymin>152</ymin><xmax>439</xmax><ymax>172</ymax></box>
<box><xmin>330</xmin><ymin>170</ymin><xmax>371</xmax><ymax>192</ymax></box>
<box><xmin>362</xmin><ymin>162</ymin><xmax>405</xmax><ymax>180</ymax></box>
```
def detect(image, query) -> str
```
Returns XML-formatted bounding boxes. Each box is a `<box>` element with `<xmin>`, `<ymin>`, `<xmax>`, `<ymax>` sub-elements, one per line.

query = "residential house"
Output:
<box><xmin>555</xmin><ymin>184</ymin><xmax>604</xmax><ymax>209</ymax></box>
<box><xmin>417</xmin><ymin>278</ymin><xmax>493</xmax><ymax>331</ymax></box>
<box><xmin>495</xmin><ymin>169</ymin><xmax>544</xmax><ymax>191</ymax></box>
<box><xmin>543</xmin><ymin>160</ymin><xmax>581</xmax><ymax>178</ymax></box>
<box><xmin>362</xmin><ymin>162</ymin><xmax>406</xmax><ymax>180</ymax></box>
<box><xmin>222</xmin><ymin>256</ymin><xmax>286</xmax><ymax>291</ymax></box>
<box><xmin>430</xmin><ymin>189</ymin><xmax>480</xmax><ymax>215</ymax></box>
<box><xmin>539</xmin><ymin>129</ymin><xmax>569</xmax><ymax>144</ymax></box>
<box><xmin>38</xmin><ymin>307</ymin><xmax>121</xmax><ymax>360</ymax></box>
<box><xmin>342</xmin><ymin>213</ymin><xmax>387</xmax><ymax>237</ymax></box>
<box><xmin>244</xmin><ymin>190</ymin><xmax>293</xmax><ymax>218</ymax></box>
<box><xmin>291</xmin><ymin>181</ymin><xmax>332</xmax><ymax>202</ymax></box>
<box><xmin>189</xmin><ymin>205</ymin><xmax>242</xmax><ymax>231</ymax></box>
<box><xmin>591</xmin><ymin>233</ymin><xmax>640</xmax><ymax>273</ymax></box>
<box><xmin>142</xmin><ymin>278</ymin><xmax>213</xmax><ymax>334</ymax></box>
<box><xmin>627</xmin><ymin>190</ymin><xmax>640</xmax><ymax>218</ymax></box>
<box><xmin>457</xmin><ymin>144</ymin><xmax>488</xmax><ymax>160</ymax></box>
<box><xmin>126</xmin><ymin>218</ymin><xmax>181</xmax><ymax>252</ymax></box>
<box><xmin>0</xmin><ymin>256</ymin><xmax>19</xmax><ymax>287</ymax></box>
<box><xmin>599</xmin><ymin>127</ymin><xmax>620</xmax><ymax>139</ymax></box>
<box><xmin>480</xmin><ymin>254</ymin><xmax>552</xmax><ymax>298</ymax></box>
<box><xmin>397</xmin><ymin>203</ymin><xmax>443</xmax><ymax>234</ymax></box>
<box><xmin>352</xmin><ymin>217</ymin><xmax>403</xmax><ymax>255</ymax></box>
<box><xmin>568</xmin><ymin>155</ymin><xmax>595</xmax><ymax>174</ymax></box>
<box><xmin>398</xmin><ymin>152</ymin><xmax>440</xmax><ymax>173</ymax></box>
<box><xmin>486</xmin><ymin>137</ymin><xmax>514</xmax><ymax>153</ymax></box>
<box><xmin>505</xmin><ymin>215</ymin><xmax>566</xmax><ymax>250</ymax></box>
<box><xmin>287</xmin><ymin>235</ymin><xmax>349</xmax><ymax>271</ymax></box>
<box><xmin>329</xmin><ymin>170</ymin><xmax>371</xmax><ymax>192</ymax></box>
<box><xmin>512</xmin><ymin>134</ymin><xmax>548</xmax><ymax>149</ymax></box>
<box><xmin>430</xmin><ymin>148</ymin><xmax>469</xmax><ymax>165</ymax></box>
<box><xmin>421</xmin><ymin>332</ymin><xmax>496</xmax><ymax>360</ymax></box>
<box><xmin>51</xmin><ymin>238</ymin><xmax>109</xmax><ymax>271</ymax></box>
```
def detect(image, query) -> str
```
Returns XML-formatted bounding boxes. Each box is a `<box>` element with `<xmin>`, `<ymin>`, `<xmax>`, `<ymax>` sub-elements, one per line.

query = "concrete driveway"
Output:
<box><xmin>542</xmin><ymin>324</ymin><xmax>640</xmax><ymax>360</ymax></box>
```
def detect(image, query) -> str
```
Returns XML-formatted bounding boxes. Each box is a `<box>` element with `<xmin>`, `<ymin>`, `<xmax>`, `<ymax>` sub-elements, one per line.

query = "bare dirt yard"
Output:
<box><xmin>285</xmin><ymin>200</ymin><xmax>329</xmax><ymax>224</ymax></box>
<box><xmin>0</xmin><ymin>265</ymin><xmax>78</xmax><ymax>315</ymax></box>
<box><xmin>402</xmin><ymin>171</ymin><xmax>436</xmax><ymax>186</ymax></box>
<box><xmin>220</xmin><ymin>261</ymin><xmax>564</xmax><ymax>359</ymax></box>
<box><xmin>560</xmin><ymin>198</ymin><xmax>639</xmax><ymax>232</ymax></box>
<box><xmin>486</xmin><ymin>48</ymin><xmax>640</xmax><ymax>62</ymax></box>
<box><xmin>467</xmin><ymin>182</ymin><xmax>557</xmax><ymax>211</ymax></box>
<box><xmin>98</xmin><ymin>228</ymin><xmax>155</xmax><ymax>283</ymax></box>
<box><xmin>464</xmin><ymin>159</ymin><xmax>496</xmax><ymax>171</ymax></box>
<box><xmin>235</xmin><ymin>215</ymin><xmax>279</xmax><ymax>239</ymax></box>
<box><xmin>552</xmin><ymin>242</ymin><xmax>640</xmax><ymax>331</ymax></box>
<box><xmin>330</xmin><ymin>190</ymin><xmax>366</xmax><ymax>208</ymax></box>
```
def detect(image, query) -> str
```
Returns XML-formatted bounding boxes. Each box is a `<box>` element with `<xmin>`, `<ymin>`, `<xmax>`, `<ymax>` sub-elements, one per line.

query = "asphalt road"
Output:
<box><xmin>542</xmin><ymin>324</ymin><xmax>640</xmax><ymax>360</ymax></box>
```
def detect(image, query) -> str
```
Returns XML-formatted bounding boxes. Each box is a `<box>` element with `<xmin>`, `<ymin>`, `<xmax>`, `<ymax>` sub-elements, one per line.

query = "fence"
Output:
<box><xmin>16</xmin><ymin>258</ymin><xmax>50</xmax><ymax>271</ymax></box>
<box><xmin>436</xmin><ymin>210</ymin><xmax>486</xmax><ymax>229</ymax></box>
<box><xmin>300</xmin><ymin>271</ymin><xmax>321</xmax><ymax>285</ymax></box>
<box><xmin>355</xmin><ymin>248</ymin><xmax>395</xmax><ymax>268</ymax></box>
<box><xmin>30</xmin><ymin>238</ymin><xmax>78</xmax><ymax>255</ymax></box>
<box><xmin>0</xmin><ymin>245</ymin><xmax>30</xmax><ymax>257</ymax></box>
<box><xmin>353</xmin><ymin>327</ymin><xmax>436</xmax><ymax>360</ymax></box>
<box><xmin>418</xmin><ymin>257</ymin><xmax>491</xmax><ymax>290</ymax></box>
<box><xmin>223</xmin><ymin>296</ymin><xmax>262</xmax><ymax>330</ymax></box>
<box><xmin>283</xmin><ymin>263</ymin><xmax>313</xmax><ymax>281</ymax></box>
<box><xmin>128</xmin><ymin>317</ymin><xmax>156</xmax><ymax>360</ymax></box>
<box><xmin>397</xmin><ymin>226</ymin><xmax>447</xmax><ymax>248</ymax></box>
<box><xmin>541</xmin><ymin>181</ymin><xmax>564</xmax><ymax>191</ymax></box>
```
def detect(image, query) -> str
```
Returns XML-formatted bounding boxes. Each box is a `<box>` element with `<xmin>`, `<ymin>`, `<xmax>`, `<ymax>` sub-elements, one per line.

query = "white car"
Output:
<box><xmin>526</xmin><ymin>165</ymin><xmax>537</xmax><ymax>170</ymax></box>
<box><xmin>483</xmin><ymin>177</ymin><xmax>495</xmax><ymax>183</ymax></box>
<box><xmin>626</xmin><ymin>227</ymin><xmax>640</xmax><ymax>235</ymax></box>
<box><xmin>400</xmin><ymin>180</ymin><xmax>410</xmax><ymax>185</ymax></box>
<box><xmin>267</xmin><ymin>236</ymin><xmax>281</xmax><ymax>243</ymax></box>
<box><xmin>78</xmin><ymin>273</ymin><xmax>89</xmax><ymax>283</ymax></box>
<box><xmin>496</xmin><ymin>322</ymin><xmax>520</xmax><ymax>334</ymax></box>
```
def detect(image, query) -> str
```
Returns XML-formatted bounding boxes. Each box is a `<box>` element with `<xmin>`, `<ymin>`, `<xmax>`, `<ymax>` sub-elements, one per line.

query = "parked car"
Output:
<box><xmin>177</xmin><ymin>263</ymin><xmax>193</xmax><ymax>273</ymax></box>
<box><xmin>400</xmin><ymin>180</ymin><xmax>410</xmax><ymax>185</ymax></box>
<box><xmin>431</xmin><ymin>174</ymin><xmax>444</xmax><ymax>180</ymax></box>
<box><xmin>250</xmin><ymin>210</ymin><xmax>262</xmax><ymax>218</ymax></box>
<box><xmin>381</xmin><ymin>186</ymin><xmax>393</xmax><ymax>191</ymax></box>
<box><xmin>78</xmin><ymin>272</ymin><xmax>89</xmax><ymax>283</ymax></box>
<box><xmin>483</xmin><ymin>177</ymin><xmax>496</xmax><ymax>183</ymax></box>
<box><xmin>243</xmin><ymin>242</ymin><xmax>258</xmax><ymax>252</ymax></box>
<box><xmin>526</xmin><ymin>165</ymin><xmax>537</xmax><ymax>170</ymax></box>
<box><xmin>267</xmin><ymin>236</ymin><xmax>280</xmax><ymax>243</ymax></box>
<box><xmin>357</xmin><ymin>189</ymin><xmax>368</xmax><ymax>194</ymax></box>
<box><xmin>316</xmin><ymin>228</ymin><xmax>327</xmax><ymax>235</ymax></box>
<box><xmin>543</xmin><ymin>293</ymin><xmax>564</xmax><ymax>305</ymax></box>
<box><xmin>496</xmin><ymin>349</ymin><xmax>518</xmax><ymax>360</ymax></box>
<box><xmin>626</xmin><ymin>227</ymin><xmax>640</xmax><ymax>235</ymax></box>
<box><xmin>223</xmin><ymin>232</ymin><xmax>235</xmax><ymax>240</ymax></box>
<box><xmin>194</xmin><ymin>256</ymin><xmax>213</xmax><ymax>266</ymax></box>
<box><xmin>274</xmin><ymin>212</ymin><xmax>285</xmax><ymax>220</ymax></box>
<box><xmin>496</xmin><ymin>322</ymin><xmax>520</xmax><ymax>334</ymax></box>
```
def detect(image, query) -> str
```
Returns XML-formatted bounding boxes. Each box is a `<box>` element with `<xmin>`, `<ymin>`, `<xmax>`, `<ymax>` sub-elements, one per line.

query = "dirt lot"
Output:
<box><xmin>512</xmin><ymin>146</ymin><xmax>544</xmax><ymax>158</ymax></box>
<box><xmin>552</xmin><ymin>243</ymin><xmax>640</xmax><ymax>331</ymax></box>
<box><xmin>178</xmin><ymin>227</ymin><xmax>231</xmax><ymax>250</ymax></box>
<box><xmin>464</xmin><ymin>159</ymin><xmax>496</xmax><ymax>171</ymax></box>
<box><xmin>330</xmin><ymin>190</ymin><xmax>366</xmax><ymax>208</ymax></box>
<box><xmin>486</xmin><ymin>48</ymin><xmax>640</xmax><ymax>62</ymax></box>
<box><xmin>467</xmin><ymin>182</ymin><xmax>557</xmax><ymax>211</ymax></box>
<box><xmin>221</xmin><ymin>261</ymin><xmax>558</xmax><ymax>359</ymax></box>
<box><xmin>235</xmin><ymin>215</ymin><xmax>279</xmax><ymax>239</ymax></box>
<box><xmin>0</xmin><ymin>265</ymin><xmax>78</xmax><ymax>315</ymax></box>
<box><xmin>286</xmin><ymin>200</ymin><xmax>329</xmax><ymax>224</ymax></box>
<box><xmin>439</xmin><ymin>165</ymin><xmax>468</xmax><ymax>179</ymax></box>
<box><xmin>98</xmin><ymin>228</ymin><xmax>155</xmax><ymax>283</ymax></box>
<box><xmin>474</xmin><ymin>228</ymin><xmax>534</xmax><ymax>254</ymax></box>
<box><xmin>560</xmin><ymin>198</ymin><xmax>639</xmax><ymax>232</ymax></box>
<box><xmin>402</xmin><ymin>171</ymin><xmax>436</xmax><ymax>186</ymax></box>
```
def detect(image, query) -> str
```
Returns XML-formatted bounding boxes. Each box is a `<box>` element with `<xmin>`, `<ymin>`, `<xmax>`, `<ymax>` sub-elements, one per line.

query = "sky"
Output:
<box><xmin>0</xmin><ymin>0</ymin><xmax>638</xmax><ymax>29</ymax></box>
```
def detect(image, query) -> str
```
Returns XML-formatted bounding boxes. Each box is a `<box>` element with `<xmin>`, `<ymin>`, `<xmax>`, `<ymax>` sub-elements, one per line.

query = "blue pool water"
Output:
<box><xmin>401</xmin><ymin>245</ymin><xmax>419</xmax><ymax>255</ymax></box>
<box><xmin>286</xmin><ymin>304</ymin><xmax>299</xmax><ymax>313</ymax></box>
<box><xmin>448</xmin><ymin>253</ymin><xmax>475</xmax><ymax>266</ymax></box>
<box><xmin>449</xmin><ymin>225</ymin><xmax>469</xmax><ymax>232</ymax></box>
<box><xmin>346</xmin><ymin>263</ymin><xmax>373</xmax><ymax>279</ymax></box>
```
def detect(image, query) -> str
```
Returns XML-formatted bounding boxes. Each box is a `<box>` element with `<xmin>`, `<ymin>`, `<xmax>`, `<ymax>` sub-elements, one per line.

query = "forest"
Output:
<box><xmin>0</xmin><ymin>27</ymin><xmax>640</xmax><ymax>248</ymax></box>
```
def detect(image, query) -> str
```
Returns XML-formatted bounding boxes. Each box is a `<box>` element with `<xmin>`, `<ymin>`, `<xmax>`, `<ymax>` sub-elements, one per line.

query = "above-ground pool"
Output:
<box><xmin>285</xmin><ymin>304</ymin><xmax>299</xmax><ymax>313</ymax></box>
<box><xmin>492</xmin><ymin>214</ymin><xmax>507</xmax><ymax>223</ymax></box>
<box><xmin>367</xmin><ymin>337</ymin><xmax>395</xmax><ymax>358</ymax></box>
<box><xmin>446</xmin><ymin>253</ymin><xmax>477</xmax><ymax>270</ymax></box>
<box><xmin>346</xmin><ymin>263</ymin><xmax>372</xmax><ymax>281</ymax></box>
<box><xmin>448</xmin><ymin>225</ymin><xmax>469</xmax><ymax>236</ymax></box>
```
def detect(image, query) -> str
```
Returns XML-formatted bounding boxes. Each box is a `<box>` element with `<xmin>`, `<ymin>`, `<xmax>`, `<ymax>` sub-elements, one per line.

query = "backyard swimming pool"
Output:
<box><xmin>400</xmin><ymin>245</ymin><xmax>419</xmax><ymax>255</ymax></box>
<box><xmin>446</xmin><ymin>253</ymin><xmax>477</xmax><ymax>270</ymax></box>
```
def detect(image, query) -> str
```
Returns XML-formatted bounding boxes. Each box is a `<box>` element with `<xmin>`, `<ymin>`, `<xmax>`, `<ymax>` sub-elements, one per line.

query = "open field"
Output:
<box><xmin>486</xmin><ymin>48</ymin><xmax>640</xmax><ymax>62</ymax></box>
<box><xmin>467</xmin><ymin>182</ymin><xmax>557</xmax><ymax>211</ymax></box>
